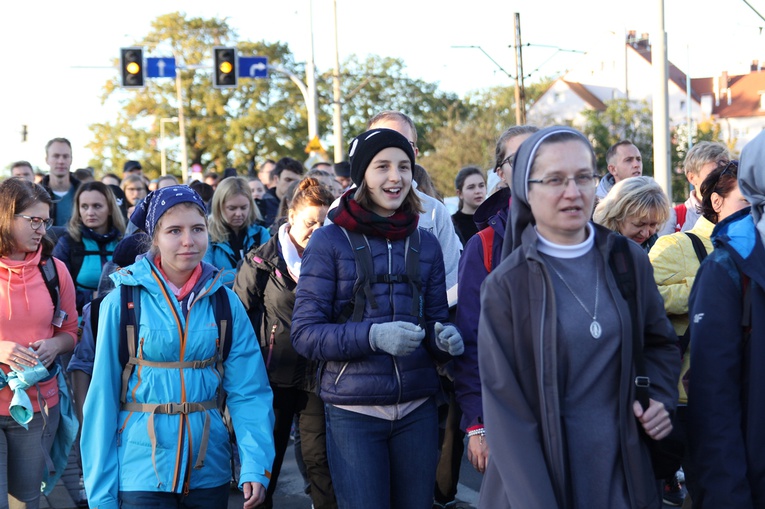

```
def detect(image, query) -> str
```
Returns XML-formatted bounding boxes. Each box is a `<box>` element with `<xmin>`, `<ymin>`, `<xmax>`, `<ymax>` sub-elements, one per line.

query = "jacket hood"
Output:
<box><xmin>0</xmin><ymin>246</ymin><xmax>43</xmax><ymax>319</ymax></box>
<box><xmin>738</xmin><ymin>129</ymin><xmax>765</xmax><ymax>225</ymax></box>
<box><xmin>473</xmin><ymin>187</ymin><xmax>510</xmax><ymax>231</ymax></box>
<box><xmin>712</xmin><ymin>206</ymin><xmax>755</xmax><ymax>259</ymax></box>
<box><xmin>503</xmin><ymin>126</ymin><xmax>593</xmax><ymax>260</ymax></box>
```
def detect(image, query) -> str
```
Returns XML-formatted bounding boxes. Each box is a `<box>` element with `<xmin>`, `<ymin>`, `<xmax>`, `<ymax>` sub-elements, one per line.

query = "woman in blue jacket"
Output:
<box><xmin>53</xmin><ymin>181</ymin><xmax>125</xmax><ymax>313</ymax></box>
<box><xmin>81</xmin><ymin>185</ymin><xmax>275</xmax><ymax>509</ymax></box>
<box><xmin>291</xmin><ymin>128</ymin><xmax>464</xmax><ymax>509</ymax></box>
<box><xmin>687</xmin><ymin>130</ymin><xmax>765</xmax><ymax>508</ymax></box>
<box><xmin>204</xmin><ymin>177</ymin><xmax>270</xmax><ymax>287</ymax></box>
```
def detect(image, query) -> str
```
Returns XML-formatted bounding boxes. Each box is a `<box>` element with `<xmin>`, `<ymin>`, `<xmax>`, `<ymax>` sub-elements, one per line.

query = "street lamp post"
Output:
<box><xmin>160</xmin><ymin>117</ymin><xmax>179</xmax><ymax>176</ymax></box>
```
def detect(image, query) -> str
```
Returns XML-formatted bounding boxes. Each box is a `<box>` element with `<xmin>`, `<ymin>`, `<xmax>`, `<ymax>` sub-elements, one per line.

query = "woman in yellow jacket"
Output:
<box><xmin>649</xmin><ymin>160</ymin><xmax>749</xmax><ymax>504</ymax></box>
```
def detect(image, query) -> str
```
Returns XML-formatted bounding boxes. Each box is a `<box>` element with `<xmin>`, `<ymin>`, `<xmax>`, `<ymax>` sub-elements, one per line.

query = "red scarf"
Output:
<box><xmin>329</xmin><ymin>189</ymin><xmax>418</xmax><ymax>240</ymax></box>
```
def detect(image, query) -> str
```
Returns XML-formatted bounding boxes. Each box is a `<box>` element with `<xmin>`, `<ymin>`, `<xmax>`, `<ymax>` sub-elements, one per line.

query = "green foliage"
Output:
<box><xmin>580</xmin><ymin>98</ymin><xmax>654</xmax><ymax>176</ymax></box>
<box><xmin>420</xmin><ymin>78</ymin><xmax>555</xmax><ymax>197</ymax></box>
<box><xmin>87</xmin><ymin>12</ymin><xmax>467</xmax><ymax>181</ymax></box>
<box><xmin>87</xmin><ymin>12</ymin><xmax>316</xmax><ymax>178</ymax></box>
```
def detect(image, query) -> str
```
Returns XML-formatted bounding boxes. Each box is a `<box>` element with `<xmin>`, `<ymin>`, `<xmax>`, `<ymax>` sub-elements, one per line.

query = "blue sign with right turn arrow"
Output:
<box><xmin>238</xmin><ymin>56</ymin><xmax>268</xmax><ymax>78</ymax></box>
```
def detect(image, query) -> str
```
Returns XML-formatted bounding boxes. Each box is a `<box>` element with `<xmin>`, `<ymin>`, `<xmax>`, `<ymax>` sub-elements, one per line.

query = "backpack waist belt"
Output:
<box><xmin>121</xmin><ymin>398</ymin><xmax>218</xmax><ymax>478</ymax></box>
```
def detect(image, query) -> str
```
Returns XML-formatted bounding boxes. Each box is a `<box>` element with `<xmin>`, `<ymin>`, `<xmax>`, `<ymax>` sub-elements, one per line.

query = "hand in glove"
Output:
<box><xmin>435</xmin><ymin>322</ymin><xmax>464</xmax><ymax>356</ymax></box>
<box><xmin>369</xmin><ymin>322</ymin><xmax>425</xmax><ymax>356</ymax></box>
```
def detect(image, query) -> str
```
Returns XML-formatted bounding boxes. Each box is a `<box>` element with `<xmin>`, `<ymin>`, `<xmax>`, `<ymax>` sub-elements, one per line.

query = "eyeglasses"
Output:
<box><xmin>15</xmin><ymin>214</ymin><xmax>54</xmax><ymax>231</ymax></box>
<box><xmin>719</xmin><ymin>160</ymin><xmax>738</xmax><ymax>178</ymax></box>
<box><xmin>528</xmin><ymin>174</ymin><xmax>600</xmax><ymax>189</ymax></box>
<box><xmin>499</xmin><ymin>154</ymin><xmax>514</xmax><ymax>169</ymax></box>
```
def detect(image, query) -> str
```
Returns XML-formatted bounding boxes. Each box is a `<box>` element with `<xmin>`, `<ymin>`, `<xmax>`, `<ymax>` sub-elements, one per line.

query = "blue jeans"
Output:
<box><xmin>119</xmin><ymin>484</ymin><xmax>229</xmax><ymax>509</ymax></box>
<box><xmin>0</xmin><ymin>405</ymin><xmax>60</xmax><ymax>509</ymax></box>
<box><xmin>325</xmin><ymin>398</ymin><xmax>438</xmax><ymax>509</ymax></box>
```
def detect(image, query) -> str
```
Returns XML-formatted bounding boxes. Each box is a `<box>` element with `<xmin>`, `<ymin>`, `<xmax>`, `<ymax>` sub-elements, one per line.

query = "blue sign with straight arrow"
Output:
<box><xmin>146</xmin><ymin>57</ymin><xmax>176</xmax><ymax>78</ymax></box>
<box><xmin>239</xmin><ymin>56</ymin><xmax>268</xmax><ymax>78</ymax></box>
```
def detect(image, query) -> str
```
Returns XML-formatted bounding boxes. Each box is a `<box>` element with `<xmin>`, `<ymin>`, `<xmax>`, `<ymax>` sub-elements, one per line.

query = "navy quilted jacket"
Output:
<box><xmin>291</xmin><ymin>223</ymin><xmax>451</xmax><ymax>406</ymax></box>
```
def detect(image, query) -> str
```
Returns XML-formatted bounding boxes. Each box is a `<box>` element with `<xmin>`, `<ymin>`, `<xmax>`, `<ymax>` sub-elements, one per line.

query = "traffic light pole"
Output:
<box><xmin>175</xmin><ymin>67</ymin><xmax>189</xmax><ymax>183</ymax></box>
<box><xmin>160</xmin><ymin>117</ymin><xmax>179</xmax><ymax>176</ymax></box>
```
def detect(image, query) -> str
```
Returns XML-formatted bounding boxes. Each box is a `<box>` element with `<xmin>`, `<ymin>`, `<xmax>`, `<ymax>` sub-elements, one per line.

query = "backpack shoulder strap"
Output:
<box><xmin>741</xmin><ymin>272</ymin><xmax>752</xmax><ymax>342</ymax></box>
<box><xmin>212</xmin><ymin>286</ymin><xmax>233</xmax><ymax>361</ymax></box>
<box><xmin>38</xmin><ymin>256</ymin><xmax>60</xmax><ymax>315</ymax></box>
<box><xmin>404</xmin><ymin>229</ymin><xmax>424</xmax><ymax>328</ymax></box>
<box><xmin>68</xmin><ymin>241</ymin><xmax>86</xmax><ymax>284</ymax></box>
<box><xmin>608</xmin><ymin>235</ymin><xmax>650</xmax><ymax>410</ymax></box>
<box><xmin>684</xmin><ymin>232</ymin><xmax>708</xmax><ymax>264</ymax></box>
<box><xmin>336</xmin><ymin>228</ymin><xmax>376</xmax><ymax>324</ymax></box>
<box><xmin>477</xmin><ymin>227</ymin><xmax>494</xmax><ymax>273</ymax></box>
<box><xmin>674</xmin><ymin>204</ymin><xmax>687</xmax><ymax>232</ymax></box>
<box><xmin>119</xmin><ymin>285</ymin><xmax>140</xmax><ymax>405</ymax></box>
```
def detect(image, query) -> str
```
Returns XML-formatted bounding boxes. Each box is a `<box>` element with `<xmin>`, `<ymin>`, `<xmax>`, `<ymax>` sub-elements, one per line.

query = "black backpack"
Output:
<box><xmin>335</xmin><ymin>227</ymin><xmax>424</xmax><ymax>328</ymax></box>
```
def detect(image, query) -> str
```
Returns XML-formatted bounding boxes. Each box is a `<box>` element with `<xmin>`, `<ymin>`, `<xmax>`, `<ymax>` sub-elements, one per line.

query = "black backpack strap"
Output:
<box><xmin>741</xmin><ymin>272</ymin><xmax>752</xmax><ymax>342</ymax></box>
<box><xmin>119</xmin><ymin>285</ymin><xmax>140</xmax><ymax>405</ymax></box>
<box><xmin>38</xmin><ymin>256</ymin><xmax>60</xmax><ymax>316</ymax></box>
<box><xmin>212</xmin><ymin>286</ymin><xmax>233</xmax><ymax>362</ymax></box>
<box><xmin>405</xmin><ymin>230</ymin><xmax>424</xmax><ymax>328</ymax></box>
<box><xmin>684</xmin><ymin>232</ymin><xmax>708</xmax><ymax>264</ymax></box>
<box><xmin>68</xmin><ymin>241</ymin><xmax>86</xmax><ymax>285</ymax></box>
<box><xmin>675</xmin><ymin>233</ymin><xmax>708</xmax><ymax>355</ymax></box>
<box><xmin>609</xmin><ymin>235</ymin><xmax>650</xmax><ymax>411</ymax></box>
<box><xmin>336</xmin><ymin>228</ymin><xmax>377</xmax><ymax>324</ymax></box>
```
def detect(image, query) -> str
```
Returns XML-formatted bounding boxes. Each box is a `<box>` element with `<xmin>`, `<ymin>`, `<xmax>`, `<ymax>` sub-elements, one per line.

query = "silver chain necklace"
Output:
<box><xmin>547</xmin><ymin>260</ymin><xmax>602</xmax><ymax>339</ymax></box>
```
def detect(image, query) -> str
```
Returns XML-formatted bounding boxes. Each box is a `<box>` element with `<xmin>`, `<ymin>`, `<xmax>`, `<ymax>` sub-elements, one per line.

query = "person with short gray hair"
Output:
<box><xmin>658</xmin><ymin>141</ymin><xmax>731</xmax><ymax>235</ymax></box>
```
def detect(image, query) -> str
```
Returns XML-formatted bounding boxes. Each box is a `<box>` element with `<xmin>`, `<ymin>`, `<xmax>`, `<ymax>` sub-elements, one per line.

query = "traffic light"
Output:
<box><xmin>120</xmin><ymin>47</ymin><xmax>145</xmax><ymax>88</ymax></box>
<box><xmin>213</xmin><ymin>47</ymin><xmax>238</xmax><ymax>88</ymax></box>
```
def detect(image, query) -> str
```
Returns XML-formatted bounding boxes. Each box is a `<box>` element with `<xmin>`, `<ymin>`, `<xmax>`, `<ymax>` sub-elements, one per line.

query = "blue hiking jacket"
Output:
<box><xmin>203</xmin><ymin>223</ymin><xmax>270</xmax><ymax>287</ymax></box>
<box><xmin>81</xmin><ymin>258</ymin><xmax>275</xmax><ymax>509</ymax></box>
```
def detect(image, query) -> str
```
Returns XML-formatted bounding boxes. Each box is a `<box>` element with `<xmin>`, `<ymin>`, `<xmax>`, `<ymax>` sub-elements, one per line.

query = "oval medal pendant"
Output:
<box><xmin>590</xmin><ymin>320</ymin><xmax>602</xmax><ymax>339</ymax></box>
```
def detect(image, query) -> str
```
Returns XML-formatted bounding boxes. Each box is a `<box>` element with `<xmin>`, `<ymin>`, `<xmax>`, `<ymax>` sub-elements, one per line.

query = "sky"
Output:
<box><xmin>1</xmin><ymin>0</ymin><xmax>763</xmax><ymax>172</ymax></box>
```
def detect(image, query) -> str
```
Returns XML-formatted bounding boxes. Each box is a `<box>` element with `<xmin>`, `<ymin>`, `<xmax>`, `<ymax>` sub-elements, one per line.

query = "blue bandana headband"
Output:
<box><xmin>129</xmin><ymin>185</ymin><xmax>206</xmax><ymax>239</ymax></box>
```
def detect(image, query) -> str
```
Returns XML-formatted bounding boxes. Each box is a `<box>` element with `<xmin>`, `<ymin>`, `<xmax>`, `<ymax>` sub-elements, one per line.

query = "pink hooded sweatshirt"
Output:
<box><xmin>0</xmin><ymin>247</ymin><xmax>78</xmax><ymax>413</ymax></box>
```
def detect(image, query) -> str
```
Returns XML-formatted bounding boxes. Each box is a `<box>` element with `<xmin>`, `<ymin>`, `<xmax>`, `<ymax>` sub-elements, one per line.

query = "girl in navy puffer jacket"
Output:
<box><xmin>292</xmin><ymin>129</ymin><xmax>464</xmax><ymax>509</ymax></box>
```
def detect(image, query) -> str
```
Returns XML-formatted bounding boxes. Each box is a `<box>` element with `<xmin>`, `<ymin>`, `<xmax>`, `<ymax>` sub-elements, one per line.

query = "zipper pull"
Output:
<box><xmin>266</xmin><ymin>323</ymin><xmax>277</xmax><ymax>369</ymax></box>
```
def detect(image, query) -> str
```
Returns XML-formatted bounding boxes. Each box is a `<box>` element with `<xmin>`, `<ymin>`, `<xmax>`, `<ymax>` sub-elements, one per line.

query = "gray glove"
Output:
<box><xmin>435</xmin><ymin>322</ymin><xmax>464</xmax><ymax>356</ymax></box>
<box><xmin>369</xmin><ymin>322</ymin><xmax>425</xmax><ymax>356</ymax></box>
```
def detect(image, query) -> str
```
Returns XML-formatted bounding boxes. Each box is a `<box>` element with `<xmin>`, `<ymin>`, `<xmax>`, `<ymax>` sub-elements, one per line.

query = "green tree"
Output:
<box><xmin>87</xmin><ymin>12</ymin><xmax>314</xmax><ymax>178</ymax></box>
<box><xmin>419</xmin><ymin>78</ymin><xmax>555</xmax><ymax>197</ymax></box>
<box><xmin>580</xmin><ymin>98</ymin><xmax>654</xmax><ymax>177</ymax></box>
<box><xmin>87</xmin><ymin>13</ymin><xmax>468</xmax><ymax>180</ymax></box>
<box><xmin>316</xmin><ymin>54</ymin><xmax>463</xmax><ymax>157</ymax></box>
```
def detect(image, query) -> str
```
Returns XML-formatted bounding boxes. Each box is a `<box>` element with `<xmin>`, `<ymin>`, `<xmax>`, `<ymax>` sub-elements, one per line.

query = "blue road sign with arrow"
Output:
<box><xmin>146</xmin><ymin>57</ymin><xmax>176</xmax><ymax>78</ymax></box>
<box><xmin>239</xmin><ymin>56</ymin><xmax>268</xmax><ymax>78</ymax></box>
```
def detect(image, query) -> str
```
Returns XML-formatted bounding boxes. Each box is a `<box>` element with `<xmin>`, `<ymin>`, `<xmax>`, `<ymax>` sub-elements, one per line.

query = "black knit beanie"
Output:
<box><xmin>348</xmin><ymin>128</ymin><xmax>416</xmax><ymax>187</ymax></box>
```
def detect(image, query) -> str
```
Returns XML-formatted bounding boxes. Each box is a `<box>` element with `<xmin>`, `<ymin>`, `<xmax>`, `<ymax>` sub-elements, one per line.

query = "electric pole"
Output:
<box><xmin>514</xmin><ymin>13</ymin><xmax>527</xmax><ymax>125</ymax></box>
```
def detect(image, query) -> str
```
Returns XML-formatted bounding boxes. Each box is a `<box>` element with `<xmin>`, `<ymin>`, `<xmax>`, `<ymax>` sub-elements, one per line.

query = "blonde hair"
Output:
<box><xmin>67</xmin><ymin>182</ymin><xmax>126</xmax><ymax>242</ymax></box>
<box><xmin>208</xmin><ymin>177</ymin><xmax>261</xmax><ymax>243</ymax></box>
<box><xmin>593</xmin><ymin>176</ymin><xmax>670</xmax><ymax>232</ymax></box>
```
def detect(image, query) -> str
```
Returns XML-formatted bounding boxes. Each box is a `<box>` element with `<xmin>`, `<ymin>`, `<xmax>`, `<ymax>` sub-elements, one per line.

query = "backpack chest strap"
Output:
<box><xmin>127</xmin><ymin>355</ymin><xmax>218</xmax><ymax>370</ymax></box>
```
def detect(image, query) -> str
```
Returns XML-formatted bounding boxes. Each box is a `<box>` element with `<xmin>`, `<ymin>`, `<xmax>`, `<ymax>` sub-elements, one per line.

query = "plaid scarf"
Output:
<box><xmin>329</xmin><ymin>189</ymin><xmax>418</xmax><ymax>240</ymax></box>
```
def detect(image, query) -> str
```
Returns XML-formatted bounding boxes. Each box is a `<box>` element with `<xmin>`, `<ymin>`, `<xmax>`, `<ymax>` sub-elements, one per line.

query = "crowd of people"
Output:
<box><xmin>1</xmin><ymin>112</ymin><xmax>764</xmax><ymax>509</ymax></box>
